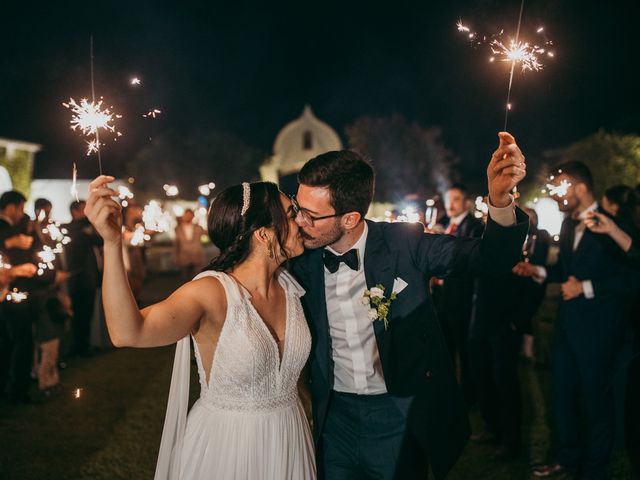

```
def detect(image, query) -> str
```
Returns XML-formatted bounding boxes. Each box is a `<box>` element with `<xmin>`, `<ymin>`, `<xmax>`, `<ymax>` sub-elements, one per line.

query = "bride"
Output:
<box><xmin>85</xmin><ymin>176</ymin><xmax>316</xmax><ymax>480</ymax></box>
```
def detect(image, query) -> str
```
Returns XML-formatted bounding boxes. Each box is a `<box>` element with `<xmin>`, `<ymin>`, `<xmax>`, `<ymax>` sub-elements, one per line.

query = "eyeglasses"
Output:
<box><xmin>289</xmin><ymin>195</ymin><xmax>345</xmax><ymax>227</ymax></box>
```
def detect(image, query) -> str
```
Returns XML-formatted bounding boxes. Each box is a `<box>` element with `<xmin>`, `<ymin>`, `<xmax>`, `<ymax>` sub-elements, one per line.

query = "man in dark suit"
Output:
<box><xmin>468</xmin><ymin>207</ymin><xmax>552</xmax><ymax>460</ymax></box>
<box><xmin>64</xmin><ymin>200</ymin><xmax>103</xmax><ymax>356</ymax></box>
<box><xmin>0</xmin><ymin>190</ymin><xmax>55</xmax><ymax>403</ymax></box>
<box><xmin>291</xmin><ymin>132</ymin><xmax>529</xmax><ymax>480</ymax></box>
<box><xmin>432</xmin><ymin>183</ymin><xmax>485</xmax><ymax>406</ymax></box>
<box><xmin>514</xmin><ymin>161</ymin><xmax>640</xmax><ymax>479</ymax></box>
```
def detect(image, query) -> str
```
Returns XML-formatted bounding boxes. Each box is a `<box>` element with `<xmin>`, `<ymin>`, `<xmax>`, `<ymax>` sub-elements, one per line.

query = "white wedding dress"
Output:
<box><xmin>154</xmin><ymin>269</ymin><xmax>316</xmax><ymax>479</ymax></box>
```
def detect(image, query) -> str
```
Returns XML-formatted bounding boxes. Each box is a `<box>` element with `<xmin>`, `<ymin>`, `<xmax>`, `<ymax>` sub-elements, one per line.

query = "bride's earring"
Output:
<box><xmin>267</xmin><ymin>241</ymin><xmax>275</xmax><ymax>260</ymax></box>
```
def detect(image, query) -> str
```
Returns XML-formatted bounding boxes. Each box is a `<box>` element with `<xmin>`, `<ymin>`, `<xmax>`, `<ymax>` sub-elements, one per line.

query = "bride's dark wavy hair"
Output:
<box><xmin>204</xmin><ymin>182</ymin><xmax>290</xmax><ymax>272</ymax></box>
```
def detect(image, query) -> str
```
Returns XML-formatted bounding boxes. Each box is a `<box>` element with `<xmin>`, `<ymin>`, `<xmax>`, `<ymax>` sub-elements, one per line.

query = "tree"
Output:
<box><xmin>345</xmin><ymin>114</ymin><xmax>457</xmax><ymax>203</ymax></box>
<box><xmin>128</xmin><ymin>129</ymin><xmax>263</xmax><ymax>200</ymax></box>
<box><xmin>559</xmin><ymin>130</ymin><xmax>640</xmax><ymax>197</ymax></box>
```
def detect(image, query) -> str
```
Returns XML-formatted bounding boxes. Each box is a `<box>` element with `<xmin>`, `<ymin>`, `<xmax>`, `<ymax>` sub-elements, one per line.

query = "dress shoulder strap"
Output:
<box><xmin>278</xmin><ymin>268</ymin><xmax>306</xmax><ymax>297</ymax></box>
<box><xmin>192</xmin><ymin>270</ymin><xmax>245</xmax><ymax>304</ymax></box>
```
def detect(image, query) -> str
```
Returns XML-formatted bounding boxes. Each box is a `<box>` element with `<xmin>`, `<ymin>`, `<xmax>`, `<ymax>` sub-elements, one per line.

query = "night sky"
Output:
<box><xmin>1</xmin><ymin>0</ymin><xmax>638</xmax><ymax>188</ymax></box>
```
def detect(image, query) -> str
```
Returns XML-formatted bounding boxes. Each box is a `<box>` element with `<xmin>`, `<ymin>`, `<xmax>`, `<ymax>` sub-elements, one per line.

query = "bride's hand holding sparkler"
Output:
<box><xmin>487</xmin><ymin>132</ymin><xmax>526</xmax><ymax>207</ymax></box>
<box><xmin>85</xmin><ymin>175</ymin><xmax>122</xmax><ymax>244</ymax></box>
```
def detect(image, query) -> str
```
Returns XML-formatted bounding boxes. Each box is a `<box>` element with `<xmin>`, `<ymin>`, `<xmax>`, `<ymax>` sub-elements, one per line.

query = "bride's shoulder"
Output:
<box><xmin>179</xmin><ymin>272</ymin><xmax>228</xmax><ymax>303</ymax></box>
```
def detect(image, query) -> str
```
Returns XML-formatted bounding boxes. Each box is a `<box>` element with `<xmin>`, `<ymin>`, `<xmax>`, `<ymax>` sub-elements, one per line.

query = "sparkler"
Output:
<box><xmin>71</xmin><ymin>162</ymin><xmax>79</xmax><ymax>202</ymax></box>
<box><xmin>42</xmin><ymin>222</ymin><xmax>71</xmax><ymax>249</ymax></box>
<box><xmin>63</xmin><ymin>97</ymin><xmax>121</xmax><ymax>156</ymax></box>
<box><xmin>456</xmin><ymin>1</ymin><xmax>554</xmax><ymax>129</ymax></box>
<box><xmin>130</xmin><ymin>77</ymin><xmax>141</xmax><ymax>86</ymax></box>
<box><xmin>129</xmin><ymin>225</ymin><xmax>151</xmax><ymax>247</ymax></box>
<box><xmin>64</xmin><ymin>36</ymin><xmax>121</xmax><ymax>174</ymax></box>
<box><xmin>545</xmin><ymin>179</ymin><xmax>572</xmax><ymax>198</ymax></box>
<box><xmin>198</xmin><ymin>182</ymin><xmax>216</xmax><ymax>196</ymax></box>
<box><xmin>117</xmin><ymin>186</ymin><xmax>134</xmax><ymax>207</ymax></box>
<box><xmin>6</xmin><ymin>288</ymin><xmax>28</xmax><ymax>303</ymax></box>
<box><xmin>142</xmin><ymin>201</ymin><xmax>171</xmax><ymax>232</ymax></box>
<box><xmin>425</xmin><ymin>199</ymin><xmax>438</xmax><ymax>228</ymax></box>
<box><xmin>36</xmin><ymin>246</ymin><xmax>57</xmax><ymax>276</ymax></box>
<box><xmin>143</xmin><ymin>108</ymin><xmax>162</xmax><ymax>118</ymax></box>
<box><xmin>163</xmin><ymin>184</ymin><xmax>179</xmax><ymax>197</ymax></box>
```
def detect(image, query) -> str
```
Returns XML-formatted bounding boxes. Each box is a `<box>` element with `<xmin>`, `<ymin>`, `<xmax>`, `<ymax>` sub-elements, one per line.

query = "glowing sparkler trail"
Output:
<box><xmin>130</xmin><ymin>77</ymin><xmax>141</xmax><ymax>85</ymax></box>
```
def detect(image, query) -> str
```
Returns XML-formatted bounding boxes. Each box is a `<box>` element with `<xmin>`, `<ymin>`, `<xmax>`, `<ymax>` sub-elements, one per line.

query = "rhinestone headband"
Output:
<box><xmin>240</xmin><ymin>182</ymin><xmax>251</xmax><ymax>216</ymax></box>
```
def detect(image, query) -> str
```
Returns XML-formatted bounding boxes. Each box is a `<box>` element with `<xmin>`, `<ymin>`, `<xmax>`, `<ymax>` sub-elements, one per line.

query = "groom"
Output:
<box><xmin>291</xmin><ymin>132</ymin><xmax>529</xmax><ymax>479</ymax></box>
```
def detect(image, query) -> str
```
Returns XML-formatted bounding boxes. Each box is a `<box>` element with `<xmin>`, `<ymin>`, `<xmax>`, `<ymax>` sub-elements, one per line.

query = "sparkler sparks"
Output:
<box><xmin>142</xmin><ymin>201</ymin><xmax>172</xmax><ymax>232</ymax></box>
<box><xmin>456</xmin><ymin>21</ymin><xmax>553</xmax><ymax>72</ymax></box>
<box><xmin>163</xmin><ymin>184</ymin><xmax>179</xmax><ymax>197</ymax></box>
<box><xmin>129</xmin><ymin>225</ymin><xmax>151</xmax><ymax>246</ymax></box>
<box><xmin>143</xmin><ymin>108</ymin><xmax>162</xmax><ymax>118</ymax></box>
<box><xmin>36</xmin><ymin>246</ymin><xmax>57</xmax><ymax>276</ymax></box>
<box><xmin>456</xmin><ymin>12</ymin><xmax>555</xmax><ymax>129</ymax></box>
<box><xmin>130</xmin><ymin>77</ymin><xmax>141</xmax><ymax>85</ymax></box>
<box><xmin>490</xmin><ymin>39</ymin><xmax>545</xmax><ymax>72</ymax></box>
<box><xmin>546</xmin><ymin>179</ymin><xmax>572</xmax><ymax>198</ymax></box>
<box><xmin>63</xmin><ymin>97</ymin><xmax>122</xmax><ymax>155</ymax></box>
<box><xmin>63</xmin><ymin>98</ymin><xmax>120</xmax><ymax>137</ymax></box>
<box><xmin>6</xmin><ymin>289</ymin><xmax>28</xmax><ymax>303</ymax></box>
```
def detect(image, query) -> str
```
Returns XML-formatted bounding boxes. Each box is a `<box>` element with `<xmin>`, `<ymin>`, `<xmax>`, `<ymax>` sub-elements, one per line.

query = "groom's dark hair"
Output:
<box><xmin>298</xmin><ymin>150</ymin><xmax>375</xmax><ymax>217</ymax></box>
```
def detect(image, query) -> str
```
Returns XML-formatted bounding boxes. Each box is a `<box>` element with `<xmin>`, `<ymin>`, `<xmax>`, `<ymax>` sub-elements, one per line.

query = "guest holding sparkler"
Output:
<box><xmin>64</xmin><ymin>200</ymin><xmax>103</xmax><ymax>357</ymax></box>
<box><xmin>585</xmin><ymin>200</ymin><xmax>640</xmax><ymax>480</ymax></box>
<box><xmin>513</xmin><ymin>162</ymin><xmax>640</xmax><ymax>479</ymax></box>
<box><xmin>31</xmin><ymin>198</ymin><xmax>71</xmax><ymax>399</ymax></box>
<box><xmin>0</xmin><ymin>191</ymin><xmax>55</xmax><ymax>403</ymax></box>
<box><xmin>467</xmin><ymin>205</ymin><xmax>552</xmax><ymax>461</ymax></box>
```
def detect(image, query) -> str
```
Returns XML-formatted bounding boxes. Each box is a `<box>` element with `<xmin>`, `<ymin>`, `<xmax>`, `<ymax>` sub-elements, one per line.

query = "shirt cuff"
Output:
<box><xmin>582</xmin><ymin>280</ymin><xmax>594</xmax><ymax>299</ymax></box>
<box><xmin>487</xmin><ymin>195</ymin><xmax>517</xmax><ymax>227</ymax></box>
<box><xmin>534</xmin><ymin>266</ymin><xmax>547</xmax><ymax>284</ymax></box>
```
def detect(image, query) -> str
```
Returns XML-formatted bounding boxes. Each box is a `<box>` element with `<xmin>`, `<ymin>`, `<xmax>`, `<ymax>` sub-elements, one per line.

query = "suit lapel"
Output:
<box><xmin>363</xmin><ymin>221</ymin><xmax>397</xmax><ymax>352</ymax></box>
<box><xmin>304</xmin><ymin>249</ymin><xmax>332</xmax><ymax>384</ymax></box>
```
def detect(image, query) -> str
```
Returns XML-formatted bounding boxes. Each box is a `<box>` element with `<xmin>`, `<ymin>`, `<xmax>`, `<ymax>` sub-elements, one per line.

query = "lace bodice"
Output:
<box><xmin>191</xmin><ymin>269</ymin><xmax>311</xmax><ymax>412</ymax></box>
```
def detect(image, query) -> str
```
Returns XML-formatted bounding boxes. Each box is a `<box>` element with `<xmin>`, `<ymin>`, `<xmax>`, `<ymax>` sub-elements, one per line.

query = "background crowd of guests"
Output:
<box><xmin>432</xmin><ymin>161</ymin><xmax>640</xmax><ymax>479</ymax></box>
<box><xmin>0</xmin><ymin>195</ymin><xmax>207</xmax><ymax>405</ymax></box>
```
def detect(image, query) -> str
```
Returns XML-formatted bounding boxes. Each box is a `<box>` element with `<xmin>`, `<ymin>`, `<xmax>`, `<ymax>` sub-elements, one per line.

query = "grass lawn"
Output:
<box><xmin>0</xmin><ymin>277</ymin><xmax>632</xmax><ymax>479</ymax></box>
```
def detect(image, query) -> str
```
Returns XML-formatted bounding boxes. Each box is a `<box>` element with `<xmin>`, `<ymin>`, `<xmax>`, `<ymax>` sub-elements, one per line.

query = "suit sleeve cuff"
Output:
<box><xmin>582</xmin><ymin>280</ymin><xmax>595</xmax><ymax>299</ymax></box>
<box><xmin>487</xmin><ymin>195</ymin><xmax>517</xmax><ymax>227</ymax></box>
<box><xmin>534</xmin><ymin>266</ymin><xmax>547</xmax><ymax>284</ymax></box>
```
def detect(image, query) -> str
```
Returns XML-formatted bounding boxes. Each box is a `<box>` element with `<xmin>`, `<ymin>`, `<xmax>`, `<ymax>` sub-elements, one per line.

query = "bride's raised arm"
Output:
<box><xmin>85</xmin><ymin>175</ymin><xmax>220</xmax><ymax>348</ymax></box>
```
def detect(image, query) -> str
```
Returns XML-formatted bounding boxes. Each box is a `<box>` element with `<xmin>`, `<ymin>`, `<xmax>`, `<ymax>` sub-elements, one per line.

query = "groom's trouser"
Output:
<box><xmin>320</xmin><ymin>391</ymin><xmax>428</xmax><ymax>480</ymax></box>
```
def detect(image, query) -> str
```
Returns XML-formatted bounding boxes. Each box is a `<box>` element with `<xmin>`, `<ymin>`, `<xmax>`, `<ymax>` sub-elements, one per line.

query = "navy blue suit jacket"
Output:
<box><xmin>292</xmin><ymin>208</ymin><xmax>529</xmax><ymax>479</ymax></box>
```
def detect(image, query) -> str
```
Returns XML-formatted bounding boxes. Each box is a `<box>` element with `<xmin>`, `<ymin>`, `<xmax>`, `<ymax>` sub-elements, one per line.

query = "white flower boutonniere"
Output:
<box><xmin>362</xmin><ymin>284</ymin><xmax>398</xmax><ymax>330</ymax></box>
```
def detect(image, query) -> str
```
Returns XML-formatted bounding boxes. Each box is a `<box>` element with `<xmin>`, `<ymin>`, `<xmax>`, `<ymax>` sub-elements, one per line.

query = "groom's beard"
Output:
<box><xmin>300</xmin><ymin>219</ymin><xmax>344</xmax><ymax>250</ymax></box>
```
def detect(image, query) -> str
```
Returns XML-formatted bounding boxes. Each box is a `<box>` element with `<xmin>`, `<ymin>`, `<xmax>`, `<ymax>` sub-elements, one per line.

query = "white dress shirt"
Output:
<box><xmin>534</xmin><ymin>201</ymin><xmax>599</xmax><ymax>298</ymax></box>
<box><xmin>325</xmin><ymin>222</ymin><xmax>387</xmax><ymax>394</ymax></box>
<box><xmin>324</xmin><ymin>200</ymin><xmax>517</xmax><ymax>395</ymax></box>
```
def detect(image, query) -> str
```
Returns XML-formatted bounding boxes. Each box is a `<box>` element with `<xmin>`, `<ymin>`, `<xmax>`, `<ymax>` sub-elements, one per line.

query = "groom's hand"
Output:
<box><xmin>487</xmin><ymin>132</ymin><xmax>526</xmax><ymax>207</ymax></box>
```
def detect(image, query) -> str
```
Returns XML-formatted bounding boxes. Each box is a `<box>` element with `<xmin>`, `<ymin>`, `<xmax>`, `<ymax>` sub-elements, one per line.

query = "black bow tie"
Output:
<box><xmin>323</xmin><ymin>249</ymin><xmax>359</xmax><ymax>273</ymax></box>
